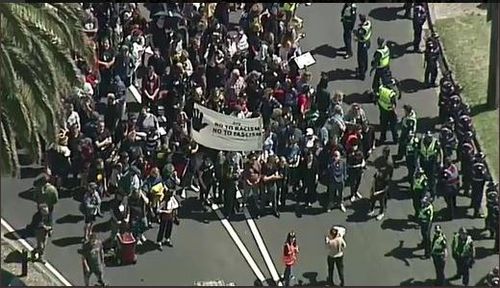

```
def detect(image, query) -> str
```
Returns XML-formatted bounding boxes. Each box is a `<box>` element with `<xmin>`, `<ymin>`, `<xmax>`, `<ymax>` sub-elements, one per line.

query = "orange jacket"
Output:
<box><xmin>282</xmin><ymin>242</ymin><xmax>298</xmax><ymax>266</ymax></box>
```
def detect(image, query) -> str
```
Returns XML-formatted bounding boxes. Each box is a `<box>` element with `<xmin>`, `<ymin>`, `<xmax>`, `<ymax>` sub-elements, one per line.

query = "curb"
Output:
<box><xmin>425</xmin><ymin>3</ymin><xmax>497</xmax><ymax>182</ymax></box>
<box><xmin>1</xmin><ymin>218</ymin><xmax>73</xmax><ymax>286</ymax></box>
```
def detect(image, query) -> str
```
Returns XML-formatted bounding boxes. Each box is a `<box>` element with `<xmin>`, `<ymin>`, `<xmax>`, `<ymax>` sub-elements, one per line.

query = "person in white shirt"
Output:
<box><xmin>325</xmin><ymin>226</ymin><xmax>346</xmax><ymax>286</ymax></box>
<box><xmin>156</xmin><ymin>191</ymin><xmax>180</xmax><ymax>250</ymax></box>
<box><xmin>66</xmin><ymin>103</ymin><xmax>81</xmax><ymax>132</ymax></box>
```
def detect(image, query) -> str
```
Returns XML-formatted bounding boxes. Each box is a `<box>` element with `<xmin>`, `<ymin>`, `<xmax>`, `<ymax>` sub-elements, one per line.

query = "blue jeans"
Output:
<box><xmin>283</xmin><ymin>264</ymin><xmax>295</xmax><ymax>286</ymax></box>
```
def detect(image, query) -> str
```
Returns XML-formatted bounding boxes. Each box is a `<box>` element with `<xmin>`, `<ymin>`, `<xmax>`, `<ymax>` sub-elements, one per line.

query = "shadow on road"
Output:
<box><xmin>136</xmin><ymin>239</ymin><xmax>158</xmax><ymax>255</ymax></box>
<box><xmin>343</xmin><ymin>91</ymin><xmax>374</xmax><ymax>105</ymax></box>
<box><xmin>52</xmin><ymin>236</ymin><xmax>83</xmax><ymax>247</ymax></box>
<box><xmin>178</xmin><ymin>197</ymin><xmax>220</xmax><ymax>224</ymax></box>
<box><xmin>475</xmin><ymin>246</ymin><xmax>497</xmax><ymax>260</ymax></box>
<box><xmin>298</xmin><ymin>271</ymin><xmax>329</xmax><ymax>286</ymax></box>
<box><xmin>398</xmin><ymin>78</ymin><xmax>428</xmax><ymax>94</ymax></box>
<box><xmin>470</xmin><ymin>103</ymin><xmax>494</xmax><ymax>117</ymax></box>
<box><xmin>4</xmin><ymin>250</ymin><xmax>23</xmax><ymax>264</ymax></box>
<box><xmin>56</xmin><ymin>214</ymin><xmax>84</xmax><ymax>225</ymax></box>
<box><xmin>20</xmin><ymin>167</ymin><xmax>44</xmax><ymax>179</ymax></box>
<box><xmin>415</xmin><ymin>116</ymin><xmax>439</xmax><ymax>134</ymax></box>
<box><xmin>93</xmin><ymin>219</ymin><xmax>111</xmax><ymax>233</ymax></box>
<box><xmin>381</xmin><ymin>218</ymin><xmax>419</xmax><ymax>232</ymax></box>
<box><xmin>369</xmin><ymin>6</ymin><xmax>406</xmax><ymax>22</ymax></box>
<box><xmin>1</xmin><ymin>269</ymin><xmax>26</xmax><ymax>286</ymax></box>
<box><xmin>400</xmin><ymin>277</ymin><xmax>436</xmax><ymax>286</ymax></box>
<box><xmin>346</xmin><ymin>198</ymin><xmax>371</xmax><ymax>223</ymax></box>
<box><xmin>387</xmin><ymin>40</ymin><xmax>412</xmax><ymax>59</ymax></box>
<box><xmin>434</xmin><ymin>206</ymin><xmax>471</xmax><ymax>223</ymax></box>
<box><xmin>18</xmin><ymin>189</ymin><xmax>35</xmax><ymax>202</ymax></box>
<box><xmin>384</xmin><ymin>240</ymin><xmax>420</xmax><ymax>266</ymax></box>
<box><xmin>310</xmin><ymin>44</ymin><xmax>338</xmax><ymax>59</ymax></box>
<box><xmin>325</xmin><ymin>68</ymin><xmax>358</xmax><ymax>82</ymax></box>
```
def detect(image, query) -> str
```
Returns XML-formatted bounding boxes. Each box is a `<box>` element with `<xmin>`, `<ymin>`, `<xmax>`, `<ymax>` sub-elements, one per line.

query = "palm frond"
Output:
<box><xmin>0</xmin><ymin>117</ymin><xmax>14</xmax><ymax>175</ymax></box>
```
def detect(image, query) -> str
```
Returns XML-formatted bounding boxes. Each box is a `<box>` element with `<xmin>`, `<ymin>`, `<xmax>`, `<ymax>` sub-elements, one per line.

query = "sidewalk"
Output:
<box><xmin>1</xmin><ymin>226</ymin><xmax>64</xmax><ymax>286</ymax></box>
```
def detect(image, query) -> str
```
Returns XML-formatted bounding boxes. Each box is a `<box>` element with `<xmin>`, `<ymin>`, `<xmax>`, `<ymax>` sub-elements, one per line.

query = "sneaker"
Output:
<box><xmin>340</xmin><ymin>204</ymin><xmax>346</xmax><ymax>213</ymax></box>
<box><xmin>137</xmin><ymin>240</ymin><xmax>143</xmax><ymax>245</ymax></box>
<box><xmin>305</xmin><ymin>3</ymin><xmax>311</xmax><ymax>6</ymax></box>
<box><xmin>344</xmin><ymin>54</ymin><xmax>352</xmax><ymax>59</ymax></box>
<box><xmin>327</xmin><ymin>208</ymin><xmax>332</xmax><ymax>213</ymax></box>
<box><xmin>356</xmin><ymin>192</ymin><xmax>363</xmax><ymax>199</ymax></box>
<box><xmin>157</xmin><ymin>242</ymin><xmax>163</xmax><ymax>251</ymax></box>
<box><xmin>141</xmin><ymin>235</ymin><xmax>147</xmax><ymax>242</ymax></box>
<box><xmin>307</xmin><ymin>202</ymin><xmax>313</xmax><ymax>207</ymax></box>
<box><xmin>367</xmin><ymin>210</ymin><xmax>376</xmax><ymax>217</ymax></box>
<box><xmin>166</xmin><ymin>239</ymin><xmax>173</xmax><ymax>247</ymax></box>
<box><xmin>376</xmin><ymin>213</ymin><xmax>385</xmax><ymax>221</ymax></box>
<box><xmin>190</xmin><ymin>185</ymin><xmax>200</xmax><ymax>192</ymax></box>
<box><xmin>350</xmin><ymin>195</ymin><xmax>356</xmax><ymax>203</ymax></box>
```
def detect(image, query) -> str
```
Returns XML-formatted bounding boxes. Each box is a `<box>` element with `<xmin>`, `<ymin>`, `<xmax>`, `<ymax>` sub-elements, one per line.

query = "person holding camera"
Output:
<box><xmin>325</xmin><ymin>226</ymin><xmax>346</xmax><ymax>286</ymax></box>
<box><xmin>156</xmin><ymin>190</ymin><xmax>180</xmax><ymax>250</ymax></box>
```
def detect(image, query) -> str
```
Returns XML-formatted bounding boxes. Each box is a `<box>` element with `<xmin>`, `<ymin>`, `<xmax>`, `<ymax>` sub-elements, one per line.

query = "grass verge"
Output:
<box><xmin>435</xmin><ymin>14</ymin><xmax>498</xmax><ymax>179</ymax></box>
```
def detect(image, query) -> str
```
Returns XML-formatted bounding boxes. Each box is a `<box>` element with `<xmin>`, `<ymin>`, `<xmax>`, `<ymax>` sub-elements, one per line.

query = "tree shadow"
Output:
<box><xmin>470</xmin><ymin>103</ymin><xmax>494</xmax><ymax>117</ymax></box>
<box><xmin>346</xmin><ymin>198</ymin><xmax>371</xmax><ymax>222</ymax></box>
<box><xmin>381</xmin><ymin>218</ymin><xmax>419</xmax><ymax>232</ymax></box>
<box><xmin>52</xmin><ymin>236</ymin><xmax>83</xmax><ymax>247</ymax></box>
<box><xmin>20</xmin><ymin>167</ymin><xmax>44</xmax><ymax>179</ymax></box>
<box><xmin>324</xmin><ymin>68</ymin><xmax>358</xmax><ymax>82</ymax></box>
<box><xmin>56</xmin><ymin>214</ymin><xmax>84</xmax><ymax>225</ymax></box>
<box><xmin>387</xmin><ymin>40</ymin><xmax>413</xmax><ymax>59</ymax></box>
<box><xmin>389</xmin><ymin>184</ymin><xmax>411</xmax><ymax>200</ymax></box>
<box><xmin>298</xmin><ymin>271</ymin><xmax>329</xmax><ymax>286</ymax></box>
<box><xmin>92</xmin><ymin>219</ymin><xmax>111</xmax><ymax>233</ymax></box>
<box><xmin>4</xmin><ymin>250</ymin><xmax>23</xmax><ymax>264</ymax></box>
<box><xmin>18</xmin><ymin>188</ymin><xmax>35</xmax><ymax>202</ymax></box>
<box><xmin>415</xmin><ymin>116</ymin><xmax>439</xmax><ymax>134</ymax></box>
<box><xmin>369</xmin><ymin>6</ymin><xmax>406</xmax><ymax>22</ymax></box>
<box><xmin>4</xmin><ymin>228</ymin><xmax>32</xmax><ymax>241</ymax></box>
<box><xmin>343</xmin><ymin>91</ymin><xmax>374</xmax><ymax>105</ymax></box>
<box><xmin>398</xmin><ymin>78</ymin><xmax>428</xmax><ymax>94</ymax></box>
<box><xmin>385</xmin><ymin>240</ymin><xmax>420</xmax><ymax>266</ymax></box>
<box><xmin>400</xmin><ymin>278</ymin><xmax>437</xmax><ymax>286</ymax></box>
<box><xmin>179</xmin><ymin>197</ymin><xmax>220</xmax><ymax>223</ymax></box>
<box><xmin>1</xmin><ymin>269</ymin><xmax>26</xmax><ymax>286</ymax></box>
<box><xmin>310</xmin><ymin>44</ymin><xmax>338</xmax><ymax>59</ymax></box>
<box><xmin>475</xmin><ymin>246</ymin><xmax>497</xmax><ymax>260</ymax></box>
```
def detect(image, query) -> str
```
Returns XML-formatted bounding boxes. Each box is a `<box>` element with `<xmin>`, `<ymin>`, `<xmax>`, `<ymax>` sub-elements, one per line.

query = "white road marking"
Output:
<box><xmin>210</xmin><ymin>204</ymin><xmax>267</xmax><ymax>285</ymax></box>
<box><xmin>1</xmin><ymin>218</ymin><xmax>73</xmax><ymax>286</ymax></box>
<box><xmin>244</xmin><ymin>210</ymin><xmax>283</xmax><ymax>286</ymax></box>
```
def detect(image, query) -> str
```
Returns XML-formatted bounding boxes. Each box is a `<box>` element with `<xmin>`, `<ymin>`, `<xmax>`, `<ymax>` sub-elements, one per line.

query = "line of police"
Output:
<box><xmin>340</xmin><ymin>3</ymin><xmax>499</xmax><ymax>286</ymax></box>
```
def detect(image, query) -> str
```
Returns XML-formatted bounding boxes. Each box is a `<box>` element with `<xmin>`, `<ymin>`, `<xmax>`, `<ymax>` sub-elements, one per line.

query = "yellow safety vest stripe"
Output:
<box><xmin>377</xmin><ymin>45</ymin><xmax>390</xmax><ymax>68</ymax></box>
<box><xmin>360</xmin><ymin>21</ymin><xmax>372</xmax><ymax>42</ymax></box>
<box><xmin>377</xmin><ymin>86</ymin><xmax>395</xmax><ymax>111</ymax></box>
<box><xmin>420</xmin><ymin>138</ymin><xmax>437</xmax><ymax>159</ymax></box>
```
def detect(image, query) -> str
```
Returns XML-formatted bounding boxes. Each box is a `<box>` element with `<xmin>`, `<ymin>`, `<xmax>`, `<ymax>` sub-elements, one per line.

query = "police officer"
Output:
<box><xmin>32</xmin><ymin>204</ymin><xmax>52</xmax><ymax>263</ymax></box>
<box><xmin>418</xmin><ymin>131</ymin><xmax>442</xmax><ymax>198</ymax></box>
<box><xmin>485</xmin><ymin>182</ymin><xmax>498</xmax><ymax>238</ymax></box>
<box><xmin>375</xmin><ymin>82</ymin><xmax>398</xmax><ymax>145</ymax></box>
<box><xmin>370</xmin><ymin>37</ymin><xmax>391</xmax><ymax>92</ymax></box>
<box><xmin>418</xmin><ymin>194</ymin><xmax>433</xmax><ymax>258</ymax></box>
<box><xmin>459</xmin><ymin>135</ymin><xmax>475</xmax><ymax>197</ymax></box>
<box><xmin>431</xmin><ymin>225</ymin><xmax>448</xmax><ymax>286</ymax></box>
<box><xmin>403</xmin><ymin>2</ymin><xmax>413</xmax><ymax>18</ymax></box>
<box><xmin>412</xmin><ymin>168</ymin><xmax>428</xmax><ymax>217</ymax></box>
<box><xmin>412</xmin><ymin>3</ymin><xmax>427</xmax><ymax>52</ymax></box>
<box><xmin>438</xmin><ymin>72</ymin><xmax>456</xmax><ymax>121</ymax></box>
<box><xmin>405</xmin><ymin>131</ymin><xmax>420</xmax><ymax>184</ymax></box>
<box><xmin>424</xmin><ymin>33</ymin><xmax>440</xmax><ymax>87</ymax></box>
<box><xmin>439</xmin><ymin>125</ymin><xmax>457</xmax><ymax>161</ymax></box>
<box><xmin>451</xmin><ymin>227</ymin><xmax>475</xmax><ymax>286</ymax></box>
<box><xmin>396</xmin><ymin>105</ymin><xmax>417</xmax><ymax>160</ymax></box>
<box><xmin>441</xmin><ymin>157</ymin><xmax>459</xmax><ymax>220</ymax></box>
<box><xmin>471</xmin><ymin>152</ymin><xmax>489</xmax><ymax>218</ymax></box>
<box><xmin>354</xmin><ymin>14</ymin><xmax>372</xmax><ymax>80</ymax></box>
<box><xmin>341</xmin><ymin>3</ymin><xmax>357</xmax><ymax>59</ymax></box>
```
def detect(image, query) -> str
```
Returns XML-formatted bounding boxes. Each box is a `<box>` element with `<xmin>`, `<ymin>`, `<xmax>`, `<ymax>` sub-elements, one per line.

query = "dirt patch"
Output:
<box><xmin>430</xmin><ymin>3</ymin><xmax>487</xmax><ymax>20</ymax></box>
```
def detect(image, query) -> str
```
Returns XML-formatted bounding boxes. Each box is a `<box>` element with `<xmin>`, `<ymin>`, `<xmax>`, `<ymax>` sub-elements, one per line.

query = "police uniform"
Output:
<box><xmin>441</xmin><ymin>163</ymin><xmax>459</xmax><ymax>220</ymax></box>
<box><xmin>418</xmin><ymin>198</ymin><xmax>434</xmax><ymax>258</ymax></box>
<box><xmin>412</xmin><ymin>4</ymin><xmax>427</xmax><ymax>52</ymax></box>
<box><xmin>485</xmin><ymin>183</ymin><xmax>498</xmax><ymax>239</ymax></box>
<box><xmin>341</xmin><ymin>3</ymin><xmax>357</xmax><ymax>58</ymax></box>
<box><xmin>451</xmin><ymin>230</ymin><xmax>475</xmax><ymax>286</ymax></box>
<box><xmin>355</xmin><ymin>19</ymin><xmax>372</xmax><ymax>80</ymax></box>
<box><xmin>418</xmin><ymin>133</ymin><xmax>441</xmax><ymax>197</ymax></box>
<box><xmin>412</xmin><ymin>171</ymin><xmax>428</xmax><ymax>216</ymax></box>
<box><xmin>405</xmin><ymin>133</ymin><xmax>420</xmax><ymax>183</ymax></box>
<box><xmin>471</xmin><ymin>159</ymin><xmax>488</xmax><ymax>217</ymax></box>
<box><xmin>371</xmin><ymin>43</ymin><xmax>391</xmax><ymax>92</ymax></box>
<box><xmin>438</xmin><ymin>80</ymin><xmax>455</xmax><ymax>122</ymax></box>
<box><xmin>439</xmin><ymin>126</ymin><xmax>457</xmax><ymax>160</ymax></box>
<box><xmin>431</xmin><ymin>227</ymin><xmax>448</xmax><ymax>286</ymax></box>
<box><xmin>397</xmin><ymin>109</ymin><xmax>417</xmax><ymax>159</ymax></box>
<box><xmin>376</xmin><ymin>85</ymin><xmax>398</xmax><ymax>144</ymax></box>
<box><xmin>424</xmin><ymin>37</ymin><xmax>440</xmax><ymax>87</ymax></box>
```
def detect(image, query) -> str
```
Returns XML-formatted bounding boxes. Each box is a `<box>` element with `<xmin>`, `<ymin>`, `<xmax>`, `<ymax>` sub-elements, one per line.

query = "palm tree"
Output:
<box><xmin>0</xmin><ymin>3</ymin><xmax>91</xmax><ymax>176</ymax></box>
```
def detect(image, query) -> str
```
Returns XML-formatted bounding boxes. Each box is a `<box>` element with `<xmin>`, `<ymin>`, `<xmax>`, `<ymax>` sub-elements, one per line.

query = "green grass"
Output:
<box><xmin>435</xmin><ymin>14</ymin><xmax>498</xmax><ymax>179</ymax></box>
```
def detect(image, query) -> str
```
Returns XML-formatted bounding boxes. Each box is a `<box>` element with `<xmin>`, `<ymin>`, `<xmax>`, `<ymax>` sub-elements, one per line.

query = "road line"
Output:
<box><xmin>1</xmin><ymin>218</ymin><xmax>73</xmax><ymax>286</ymax></box>
<box><xmin>210</xmin><ymin>204</ymin><xmax>267</xmax><ymax>285</ymax></box>
<box><xmin>244</xmin><ymin>209</ymin><xmax>283</xmax><ymax>286</ymax></box>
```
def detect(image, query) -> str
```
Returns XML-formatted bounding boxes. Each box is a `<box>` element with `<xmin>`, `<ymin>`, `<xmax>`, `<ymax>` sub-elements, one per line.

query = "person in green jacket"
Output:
<box><xmin>34</xmin><ymin>175</ymin><xmax>59</xmax><ymax>227</ymax></box>
<box><xmin>451</xmin><ymin>227</ymin><xmax>475</xmax><ymax>286</ymax></box>
<box><xmin>418</xmin><ymin>194</ymin><xmax>433</xmax><ymax>258</ymax></box>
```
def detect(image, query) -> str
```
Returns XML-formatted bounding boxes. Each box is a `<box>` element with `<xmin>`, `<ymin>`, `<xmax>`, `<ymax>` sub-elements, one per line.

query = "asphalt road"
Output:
<box><xmin>1</xmin><ymin>3</ymin><xmax>498</xmax><ymax>286</ymax></box>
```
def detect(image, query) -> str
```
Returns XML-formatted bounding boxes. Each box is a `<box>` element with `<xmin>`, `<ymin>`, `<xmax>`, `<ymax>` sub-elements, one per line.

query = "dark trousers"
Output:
<box><xmin>494</xmin><ymin>227</ymin><xmax>499</xmax><ymax>252</ymax></box>
<box><xmin>303</xmin><ymin>179</ymin><xmax>317</xmax><ymax>205</ymax></box>
<box><xmin>406</xmin><ymin>156</ymin><xmax>417</xmax><ymax>183</ymax></box>
<box><xmin>327</xmin><ymin>181</ymin><xmax>344</xmax><ymax>209</ymax></box>
<box><xmin>413</xmin><ymin>22</ymin><xmax>423</xmax><ymax>50</ymax></box>
<box><xmin>278</xmin><ymin>179</ymin><xmax>289</xmax><ymax>208</ymax></box>
<box><xmin>200</xmin><ymin>182</ymin><xmax>214</xmax><ymax>203</ymax></box>
<box><xmin>357</xmin><ymin>41</ymin><xmax>370</xmax><ymax>79</ymax></box>
<box><xmin>224</xmin><ymin>185</ymin><xmax>237</xmax><ymax>217</ymax></box>
<box><xmin>412</xmin><ymin>193</ymin><xmax>422</xmax><ymax>216</ymax></box>
<box><xmin>343</xmin><ymin>25</ymin><xmax>354</xmax><ymax>56</ymax></box>
<box><xmin>403</xmin><ymin>3</ymin><xmax>412</xmax><ymax>17</ymax></box>
<box><xmin>156</xmin><ymin>218</ymin><xmax>173</xmax><ymax>242</ymax></box>
<box><xmin>421</xmin><ymin>161</ymin><xmax>437</xmax><ymax>196</ymax></box>
<box><xmin>379</xmin><ymin>109</ymin><xmax>398</xmax><ymax>144</ymax></box>
<box><xmin>424</xmin><ymin>62</ymin><xmax>438</xmax><ymax>86</ymax></box>
<box><xmin>327</xmin><ymin>255</ymin><xmax>344</xmax><ymax>286</ymax></box>
<box><xmin>370</xmin><ymin>192</ymin><xmax>387</xmax><ymax>214</ymax></box>
<box><xmin>455</xmin><ymin>257</ymin><xmax>471</xmax><ymax>286</ymax></box>
<box><xmin>372</xmin><ymin>67</ymin><xmax>390</xmax><ymax>92</ymax></box>
<box><xmin>420</xmin><ymin>221</ymin><xmax>432</xmax><ymax>256</ymax></box>
<box><xmin>471</xmin><ymin>180</ymin><xmax>485</xmax><ymax>214</ymax></box>
<box><xmin>444</xmin><ymin>189</ymin><xmax>457</xmax><ymax>220</ymax></box>
<box><xmin>349</xmin><ymin>171</ymin><xmax>362</xmax><ymax>197</ymax></box>
<box><xmin>265</xmin><ymin>186</ymin><xmax>279</xmax><ymax>214</ymax></box>
<box><xmin>396</xmin><ymin>133</ymin><xmax>408</xmax><ymax>159</ymax></box>
<box><xmin>432</xmin><ymin>254</ymin><xmax>446</xmax><ymax>285</ymax></box>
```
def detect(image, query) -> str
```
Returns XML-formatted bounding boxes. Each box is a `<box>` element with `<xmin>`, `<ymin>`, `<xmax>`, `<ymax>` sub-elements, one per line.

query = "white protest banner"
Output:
<box><xmin>191</xmin><ymin>103</ymin><xmax>264</xmax><ymax>152</ymax></box>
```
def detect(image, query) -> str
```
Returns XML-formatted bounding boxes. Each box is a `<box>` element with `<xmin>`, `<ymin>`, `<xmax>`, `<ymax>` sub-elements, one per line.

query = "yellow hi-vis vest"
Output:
<box><xmin>377</xmin><ymin>45</ymin><xmax>390</xmax><ymax>68</ymax></box>
<box><xmin>420</xmin><ymin>138</ymin><xmax>437</xmax><ymax>159</ymax></box>
<box><xmin>402</xmin><ymin>110</ymin><xmax>417</xmax><ymax>132</ymax></box>
<box><xmin>413</xmin><ymin>174</ymin><xmax>427</xmax><ymax>191</ymax></box>
<box><xmin>377</xmin><ymin>85</ymin><xmax>395</xmax><ymax>111</ymax></box>
<box><xmin>283</xmin><ymin>3</ymin><xmax>297</xmax><ymax>12</ymax></box>
<box><xmin>360</xmin><ymin>20</ymin><xmax>372</xmax><ymax>42</ymax></box>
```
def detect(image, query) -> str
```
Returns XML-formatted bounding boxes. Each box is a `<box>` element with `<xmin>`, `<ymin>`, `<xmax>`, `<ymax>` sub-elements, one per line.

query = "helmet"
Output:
<box><xmin>458</xmin><ymin>227</ymin><xmax>468</xmax><ymax>235</ymax></box>
<box><xmin>475</xmin><ymin>152</ymin><xmax>486</xmax><ymax>160</ymax></box>
<box><xmin>416</xmin><ymin>167</ymin><xmax>425</xmax><ymax>174</ymax></box>
<box><xmin>421</xmin><ymin>194</ymin><xmax>431</xmax><ymax>205</ymax></box>
<box><xmin>377</xmin><ymin>37</ymin><xmax>385</xmax><ymax>47</ymax></box>
<box><xmin>424</xmin><ymin>131</ymin><xmax>433</xmax><ymax>138</ymax></box>
<box><xmin>434</xmin><ymin>225</ymin><xmax>442</xmax><ymax>233</ymax></box>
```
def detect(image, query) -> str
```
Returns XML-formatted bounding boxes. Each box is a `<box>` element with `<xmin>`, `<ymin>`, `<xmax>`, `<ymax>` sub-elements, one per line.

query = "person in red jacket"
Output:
<box><xmin>282</xmin><ymin>231</ymin><xmax>299</xmax><ymax>286</ymax></box>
